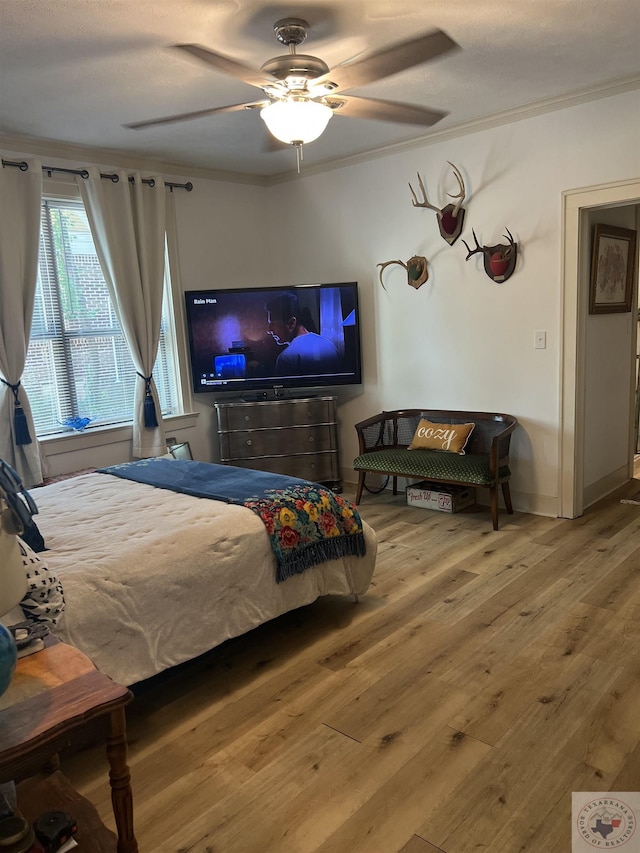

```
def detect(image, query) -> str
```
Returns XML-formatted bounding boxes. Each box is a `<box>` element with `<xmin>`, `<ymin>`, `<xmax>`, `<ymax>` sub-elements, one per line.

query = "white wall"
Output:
<box><xmin>264</xmin><ymin>90</ymin><xmax>640</xmax><ymax>515</ymax></box>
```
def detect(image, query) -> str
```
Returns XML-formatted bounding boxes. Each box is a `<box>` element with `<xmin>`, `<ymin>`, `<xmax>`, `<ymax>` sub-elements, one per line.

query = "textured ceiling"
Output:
<box><xmin>1</xmin><ymin>0</ymin><xmax>639</xmax><ymax>179</ymax></box>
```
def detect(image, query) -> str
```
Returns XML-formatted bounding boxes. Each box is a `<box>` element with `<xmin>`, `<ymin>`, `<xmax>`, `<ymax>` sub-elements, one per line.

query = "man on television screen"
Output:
<box><xmin>266</xmin><ymin>292</ymin><xmax>340</xmax><ymax>376</ymax></box>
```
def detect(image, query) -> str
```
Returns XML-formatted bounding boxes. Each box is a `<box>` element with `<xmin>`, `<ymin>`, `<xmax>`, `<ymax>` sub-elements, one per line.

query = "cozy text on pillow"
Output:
<box><xmin>408</xmin><ymin>419</ymin><xmax>475</xmax><ymax>455</ymax></box>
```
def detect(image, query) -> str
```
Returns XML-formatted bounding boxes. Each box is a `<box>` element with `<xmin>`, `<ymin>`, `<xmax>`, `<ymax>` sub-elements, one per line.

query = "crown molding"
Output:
<box><xmin>266</xmin><ymin>75</ymin><xmax>640</xmax><ymax>186</ymax></box>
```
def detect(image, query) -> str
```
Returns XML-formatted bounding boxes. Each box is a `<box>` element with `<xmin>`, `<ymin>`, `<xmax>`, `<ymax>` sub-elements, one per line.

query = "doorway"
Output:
<box><xmin>559</xmin><ymin>179</ymin><xmax>640</xmax><ymax>519</ymax></box>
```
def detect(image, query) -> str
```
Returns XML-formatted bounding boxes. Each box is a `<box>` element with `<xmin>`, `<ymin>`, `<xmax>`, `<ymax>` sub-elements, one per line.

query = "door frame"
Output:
<box><xmin>559</xmin><ymin>178</ymin><xmax>640</xmax><ymax>518</ymax></box>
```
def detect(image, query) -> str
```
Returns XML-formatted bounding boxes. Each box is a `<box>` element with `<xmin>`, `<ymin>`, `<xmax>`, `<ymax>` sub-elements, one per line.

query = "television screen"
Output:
<box><xmin>184</xmin><ymin>282</ymin><xmax>362</xmax><ymax>395</ymax></box>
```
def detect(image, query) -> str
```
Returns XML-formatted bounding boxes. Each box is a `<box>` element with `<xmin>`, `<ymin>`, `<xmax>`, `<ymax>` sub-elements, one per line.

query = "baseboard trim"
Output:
<box><xmin>583</xmin><ymin>465</ymin><xmax>629</xmax><ymax>509</ymax></box>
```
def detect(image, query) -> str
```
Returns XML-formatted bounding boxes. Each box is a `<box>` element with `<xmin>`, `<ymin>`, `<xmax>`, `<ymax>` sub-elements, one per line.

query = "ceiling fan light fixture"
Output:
<box><xmin>260</xmin><ymin>98</ymin><xmax>332</xmax><ymax>145</ymax></box>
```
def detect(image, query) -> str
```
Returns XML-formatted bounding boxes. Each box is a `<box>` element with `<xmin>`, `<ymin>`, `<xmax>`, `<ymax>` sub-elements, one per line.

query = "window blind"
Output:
<box><xmin>23</xmin><ymin>199</ymin><xmax>179</xmax><ymax>436</ymax></box>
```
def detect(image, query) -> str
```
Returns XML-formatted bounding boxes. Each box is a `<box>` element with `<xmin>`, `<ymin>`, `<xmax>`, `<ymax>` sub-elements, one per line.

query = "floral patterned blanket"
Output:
<box><xmin>98</xmin><ymin>459</ymin><xmax>366</xmax><ymax>583</ymax></box>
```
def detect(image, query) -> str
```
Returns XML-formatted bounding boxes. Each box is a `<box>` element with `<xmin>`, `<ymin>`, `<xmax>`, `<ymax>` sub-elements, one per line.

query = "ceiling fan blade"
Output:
<box><xmin>174</xmin><ymin>43</ymin><xmax>275</xmax><ymax>88</ymax></box>
<box><xmin>124</xmin><ymin>101</ymin><xmax>268</xmax><ymax>130</ymax></box>
<box><xmin>320</xmin><ymin>29</ymin><xmax>459</xmax><ymax>93</ymax></box>
<box><xmin>328</xmin><ymin>95</ymin><xmax>447</xmax><ymax>127</ymax></box>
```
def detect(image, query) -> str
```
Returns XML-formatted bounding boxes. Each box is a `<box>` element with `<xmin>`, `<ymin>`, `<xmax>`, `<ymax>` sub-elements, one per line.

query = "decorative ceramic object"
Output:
<box><xmin>61</xmin><ymin>416</ymin><xmax>92</xmax><ymax>432</ymax></box>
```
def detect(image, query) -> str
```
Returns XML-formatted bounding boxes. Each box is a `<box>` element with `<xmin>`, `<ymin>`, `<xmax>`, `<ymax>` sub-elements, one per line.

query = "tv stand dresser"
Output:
<box><xmin>215</xmin><ymin>396</ymin><xmax>341</xmax><ymax>490</ymax></box>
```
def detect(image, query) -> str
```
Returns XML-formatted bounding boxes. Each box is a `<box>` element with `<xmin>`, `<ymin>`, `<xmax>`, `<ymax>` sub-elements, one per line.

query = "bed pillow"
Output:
<box><xmin>0</xmin><ymin>458</ymin><xmax>46</xmax><ymax>552</ymax></box>
<box><xmin>17</xmin><ymin>537</ymin><xmax>65</xmax><ymax>628</ymax></box>
<box><xmin>408</xmin><ymin>419</ymin><xmax>475</xmax><ymax>455</ymax></box>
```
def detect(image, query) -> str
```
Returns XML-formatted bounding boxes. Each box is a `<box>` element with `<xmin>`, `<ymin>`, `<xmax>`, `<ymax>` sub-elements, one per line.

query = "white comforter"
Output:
<box><xmin>35</xmin><ymin>472</ymin><xmax>377</xmax><ymax>685</ymax></box>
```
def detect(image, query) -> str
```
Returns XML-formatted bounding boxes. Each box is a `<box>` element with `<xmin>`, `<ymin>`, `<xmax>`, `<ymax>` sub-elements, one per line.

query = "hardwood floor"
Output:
<box><xmin>63</xmin><ymin>476</ymin><xmax>640</xmax><ymax>852</ymax></box>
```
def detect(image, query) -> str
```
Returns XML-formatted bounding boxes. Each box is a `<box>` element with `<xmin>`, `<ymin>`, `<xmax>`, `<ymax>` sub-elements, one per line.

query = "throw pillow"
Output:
<box><xmin>17</xmin><ymin>537</ymin><xmax>65</xmax><ymax>628</ymax></box>
<box><xmin>0</xmin><ymin>458</ymin><xmax>46</xmax><ymax>552</ymax></box>
<box><xmin>408</xmin><ymin>419</ymin><xmax>475</xmax><ymax>455</ymax></box>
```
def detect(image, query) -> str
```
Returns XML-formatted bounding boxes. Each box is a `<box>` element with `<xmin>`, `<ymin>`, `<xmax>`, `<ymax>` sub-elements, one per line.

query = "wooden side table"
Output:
<box><xmin>0</xmin><ymin>640</ymin><xmax>138</xmax><ymax>853</ymax></box>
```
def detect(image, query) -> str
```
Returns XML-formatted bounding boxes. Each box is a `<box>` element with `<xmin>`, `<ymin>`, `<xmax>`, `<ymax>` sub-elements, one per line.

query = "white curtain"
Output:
<box><xmin>0</xmin><ymin>158</ymin><xmax>44</xmax><ymax>486</ymax></box>
<box><xmin>78</xmin><ymin>167</ymin><xmax>167</xmax><ymax>458</ymax></box>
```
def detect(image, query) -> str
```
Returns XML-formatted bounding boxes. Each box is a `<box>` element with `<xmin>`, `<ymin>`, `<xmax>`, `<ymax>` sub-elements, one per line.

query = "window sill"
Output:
<box><xmin>39</xmin><ymin>411</ymin><xmax>199</xmax><ymax>454</ymax></box>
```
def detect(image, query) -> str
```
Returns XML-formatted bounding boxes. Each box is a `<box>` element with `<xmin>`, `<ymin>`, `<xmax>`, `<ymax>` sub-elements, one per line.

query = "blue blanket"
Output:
<box><xmin>97</xmin><ymin>459</ymin><xmax>366</xmax><ymax>583</ymax></box>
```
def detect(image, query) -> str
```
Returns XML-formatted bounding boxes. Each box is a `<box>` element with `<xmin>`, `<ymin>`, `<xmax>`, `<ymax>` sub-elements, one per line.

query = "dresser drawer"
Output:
<box><xmin>217</xmin><ymin>397</ymin><xmax>335</xmax><ymax>432</ymax></box>
<box><xmin>231</xmin><ymin>452</ymin><xmax>340</xmax><ymax>483</ymax></box>
<box><xmin>220</xmin><ymin>424</ymin><xmax>337</xmax><ymax>459</ymax></box>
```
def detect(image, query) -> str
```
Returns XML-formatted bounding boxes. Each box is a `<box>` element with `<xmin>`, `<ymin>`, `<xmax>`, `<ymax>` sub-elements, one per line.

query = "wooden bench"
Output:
<box><xmin>353</xmin><ymin>409</ymin><xmax>518</xmax><ymax>530</ymax></box>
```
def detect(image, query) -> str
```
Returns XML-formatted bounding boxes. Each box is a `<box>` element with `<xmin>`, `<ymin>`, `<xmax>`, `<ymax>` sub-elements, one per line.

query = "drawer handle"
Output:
<box><xmin>246</xmin><ymin>439</ymin><xmax>252</xmax><ymax>446</ymax></box>
<box><xmin>244</xmin><ymin>415</ymin><xmax>250</xmax><ymax>421</ymax></box>
<box><xmin>308</xmin><ymin>436</ymin><xmax>314</xmax><ymax>443</ymax></box>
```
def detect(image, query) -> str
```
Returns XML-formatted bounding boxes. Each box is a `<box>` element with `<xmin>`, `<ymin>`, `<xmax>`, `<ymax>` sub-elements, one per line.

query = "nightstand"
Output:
<box><xmin>0</xmin><ymin>640</ymin><xmax>138</xmax><ymax>853</ymax></box>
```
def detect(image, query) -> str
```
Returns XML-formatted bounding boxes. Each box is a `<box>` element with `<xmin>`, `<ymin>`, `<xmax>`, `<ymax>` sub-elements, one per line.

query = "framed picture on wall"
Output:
<box><xmin>589</xmin><ymin>223</ymin><xmax>637</xmax><ymax>314</ymax></box>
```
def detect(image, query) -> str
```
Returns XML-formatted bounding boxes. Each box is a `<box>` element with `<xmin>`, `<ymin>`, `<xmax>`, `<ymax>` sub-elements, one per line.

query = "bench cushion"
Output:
<box><xmin>353</xmin><ymin>448</ymin><xmax>510</xmax><ymax>486</ymax></box>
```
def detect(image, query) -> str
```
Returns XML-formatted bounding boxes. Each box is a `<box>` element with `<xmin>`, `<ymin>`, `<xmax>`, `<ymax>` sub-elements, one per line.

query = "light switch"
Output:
<box><xmin>534</xmin><ymin>330</ymin><xmax>547</xmax><ymax>349</ymax></box>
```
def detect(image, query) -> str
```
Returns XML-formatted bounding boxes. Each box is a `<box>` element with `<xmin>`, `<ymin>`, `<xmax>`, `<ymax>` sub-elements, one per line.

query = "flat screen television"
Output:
<box><xmin>184</xmin><ymin>282</ymin><xmax>362</xmax><ymax>395</ymax></box>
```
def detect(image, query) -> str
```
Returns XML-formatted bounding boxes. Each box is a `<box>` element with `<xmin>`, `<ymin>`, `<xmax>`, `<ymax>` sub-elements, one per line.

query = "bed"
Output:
<box><xmin>28</xmin><ymin>462</ymin><xmax>377</xmax><ymax>686</ymax></box>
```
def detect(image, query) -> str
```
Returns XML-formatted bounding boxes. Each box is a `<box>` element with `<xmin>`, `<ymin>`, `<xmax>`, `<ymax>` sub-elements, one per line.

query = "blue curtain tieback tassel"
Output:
<box><xmin>137</xmin><ymin>372</ymin><xmax>159</xmax><ymax>428</ymax></box>
<box><xmin>0</xmin><ymin>378</ymin><xmax>32</xmax><ymax>445</ymax></box>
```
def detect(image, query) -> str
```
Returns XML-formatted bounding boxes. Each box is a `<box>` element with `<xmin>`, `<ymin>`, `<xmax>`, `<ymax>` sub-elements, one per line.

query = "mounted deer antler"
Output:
<box><xmin>462</xmin><ymin>229</ymin><xmax>484</xmax><ymax>260</ymax></box>
<box><xmin>501</xmin><ymin>228</ymin><xmax>516</xmax><ymax>258</ymax></box>
<box><xmin>377</xmin><ymin>255</ymin><xmax>429</xmax><ymax>290</ymax></box>
<box><xmin>446</xmin><ymin>162</ymin><xmax>466</xmax><ymax>218</ymax></box>
<box><xmin>409</xmin><ymin>173</ymin><xmax>441</xmax><ymax>214</ymax></box>
<box><xmin>463</xmin><ymin>227</ymin><xmax>519</xmax><ymax>283</ymax></box>
<box><xmin>408</xmin><ymin>161</ymin><xmax>467</xmax><ymax>245</ymax></box>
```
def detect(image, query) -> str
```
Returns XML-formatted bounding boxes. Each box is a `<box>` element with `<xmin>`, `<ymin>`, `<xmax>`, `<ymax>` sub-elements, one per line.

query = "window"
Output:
<box><xmin>23</xmin><ymin>198</ymin><xmax>180</xmax><ymax>436</ymax></box>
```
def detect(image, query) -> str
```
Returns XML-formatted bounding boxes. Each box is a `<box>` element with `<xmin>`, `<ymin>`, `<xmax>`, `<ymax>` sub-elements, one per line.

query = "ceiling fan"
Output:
<box><xmin>125</xmin><ymin>18</ymin><xmax>459</xmax><ymax>163</ymax></box>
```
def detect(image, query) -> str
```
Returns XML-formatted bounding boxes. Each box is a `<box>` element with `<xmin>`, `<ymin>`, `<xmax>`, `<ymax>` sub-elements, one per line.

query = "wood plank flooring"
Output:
<box><xmin>62</xmin><ymin>476</ymin><xmax>640</xmax><ymax>852</ymax></box>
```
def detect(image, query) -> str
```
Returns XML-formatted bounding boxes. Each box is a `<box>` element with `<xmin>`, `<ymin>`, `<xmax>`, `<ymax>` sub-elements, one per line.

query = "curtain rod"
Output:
<box><xmin>1</xmin><ymin>159</ymin><xmax>193</xmax><ymax>192</ymax></box>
